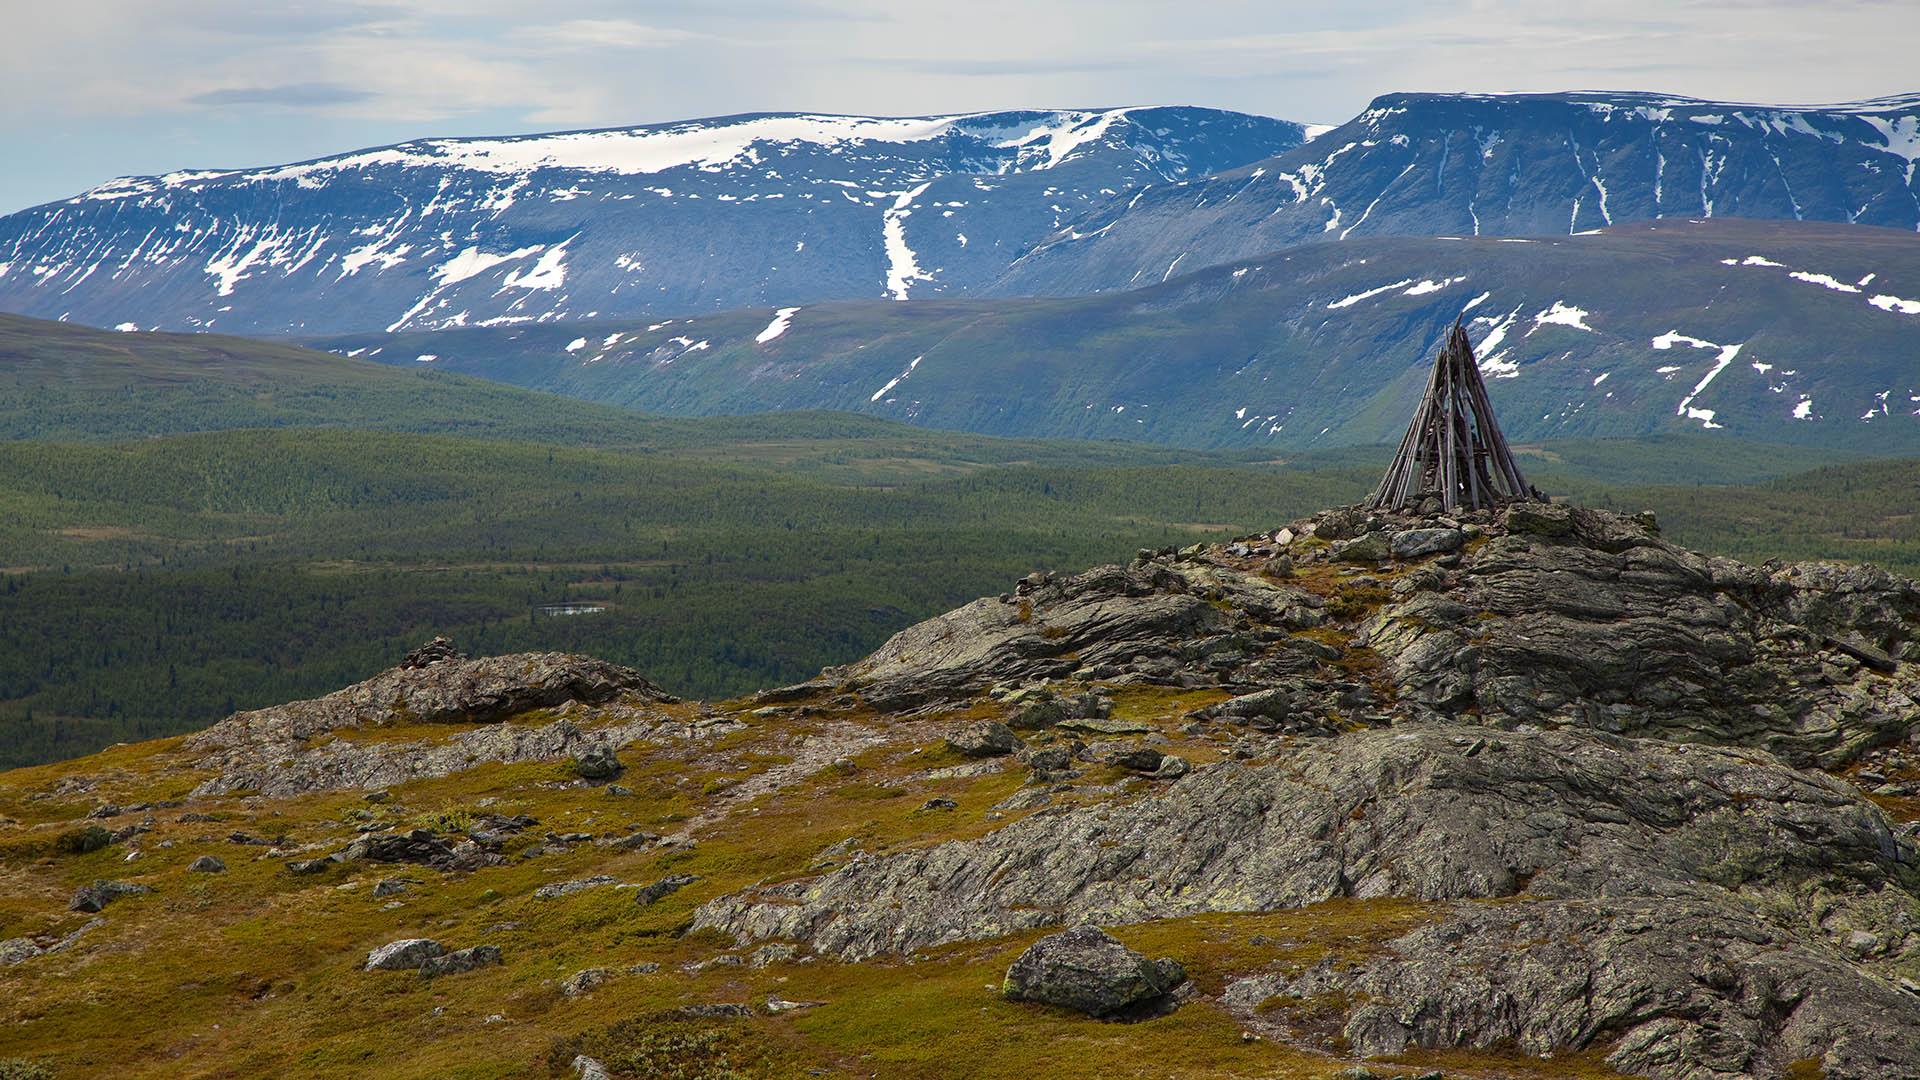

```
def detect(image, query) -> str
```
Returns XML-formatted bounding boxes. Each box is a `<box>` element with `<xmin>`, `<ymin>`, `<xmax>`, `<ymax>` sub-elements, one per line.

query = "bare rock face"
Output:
<box><xmin>182</xmin><ymin>642</ymin><xmax>678</xmax><ymax>796</ymax></box>
<box><xmin>695</xmin><ymin>727</ymin><xmax>1913</xmax><ymax>959</ymax></box>
<box><xmin>1365</xmin><ymin>501</ymin><xmax>1920</xmax><ymax>766</ymax></box>
<box><xmin>811</xmin><ymin>559</ymin><xmax>1343</xmax><ymax>715</ymax></box>
<box><xmin>188</xmin><ymin>645</ymin><xmax>671</xmax><ymax>748</ymax></box>
<box><xmin>1226</xmin><ymin>898</ymin><xmax>1920</xmax><ymax>1080</ymax></box>
<box><xmin>1002</xmin><ymin>925</ymin><xmax>1187</xmax><ymax>1019</ymax></box>
<box><xmin>695</xmin><ymin>722</ymin><xmax>1920</xmax><ymax>1076</ymax></box>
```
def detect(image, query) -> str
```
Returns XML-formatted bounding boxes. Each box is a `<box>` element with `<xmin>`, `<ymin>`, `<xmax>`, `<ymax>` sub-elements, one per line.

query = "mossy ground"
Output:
<box><xmin>0</xmin><ymin>677</ymin><xmax>1625</xmax><ymax>1079</ymax></box>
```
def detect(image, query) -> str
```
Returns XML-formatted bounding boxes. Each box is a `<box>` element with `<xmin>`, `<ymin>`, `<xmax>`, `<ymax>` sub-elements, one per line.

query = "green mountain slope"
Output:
<box><xmin>315</xmin><ymin>219</ymin><xmax>1920</xmax><ymax>452</ymax></box>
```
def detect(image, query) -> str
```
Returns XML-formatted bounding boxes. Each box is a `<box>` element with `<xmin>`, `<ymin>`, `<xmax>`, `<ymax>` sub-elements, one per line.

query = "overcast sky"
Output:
<box><xmin>3</xmin><ymin>0</ymin><xmax>1913</xmax><ymax>213</ymax></box>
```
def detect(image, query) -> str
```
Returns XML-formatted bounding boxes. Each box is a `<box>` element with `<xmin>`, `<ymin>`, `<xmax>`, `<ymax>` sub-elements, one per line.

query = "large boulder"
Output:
<box><xmin>1003</xmin><ymin>925</ymin><xmax>1187</xmax><ymax>1019</ymax></box>
<box><xmin>420</xmin><ymin>945</ymin><xmax>502</xmax><ymax>977</ymax></box>
<box><xmin>364</xmin><ymin>938</ymin><xmax>445</xmax><ymax>971</ymax></box>
<box><xmin>945</xmin><ymin>721</ymin><xmax>1021</xmax><ymax>758</ymax></box>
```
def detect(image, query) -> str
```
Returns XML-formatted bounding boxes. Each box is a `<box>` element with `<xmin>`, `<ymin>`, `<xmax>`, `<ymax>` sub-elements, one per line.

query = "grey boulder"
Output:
<box><xmin>68</xmin><ymin>879</ymin><xmax>151</xmax><ymax>912</ymax></box>
<box><xmin>420</xmin><ymin>944</ymin><xmax>502</xmax><ymax>977</ymax></box>
<box><xmin>946</xmin><ymin>721</ymin><xmax>1022</xmax><ymax>758</ymax></box>
<box><xmin>365</xmin><ymin>938</ymin><xmax>445</xmax><ymax>971</ymax></box>
<box><xmin>1003</xmin><ymin>925</ymin><xmax>1187</xmax><ymax>1019</ymax></box>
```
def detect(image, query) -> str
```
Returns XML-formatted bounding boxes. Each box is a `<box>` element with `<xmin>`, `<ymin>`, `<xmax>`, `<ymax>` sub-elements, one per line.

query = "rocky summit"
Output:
<box><xmin>3</xmin><ymin>500</ymin><xmax>1920</xmax><ymax>1079</ymax></box>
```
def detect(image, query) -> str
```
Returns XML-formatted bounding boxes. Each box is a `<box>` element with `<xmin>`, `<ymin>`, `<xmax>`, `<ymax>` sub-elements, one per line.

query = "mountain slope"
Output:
<box><xmin>0</xmin><ymin>108</ymin><xmax>1305</xmax><ymax>336</ymax></box>
<box><xmin>0</xmin><ymin>312</ymin><xmax>694</xmax><ymax>442</ymax></box>
<box><xmin>4</xmin><ymin>500</ymin><xmax>1920</xmax><ymax>1079</ymax></box>
<box><xmin>315</xmin><ymin>219</ymin><xmax>1920</xmax><ymax>452</ymax></box>
<box><xmin>995</xmin><ymin>90</ymin><xmax>1920</xmax><ymax>295</ymax></box>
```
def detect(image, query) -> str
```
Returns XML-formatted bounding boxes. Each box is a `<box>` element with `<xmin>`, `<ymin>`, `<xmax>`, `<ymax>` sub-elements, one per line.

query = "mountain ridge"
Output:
<box><xmin>993</xmin><ymin>88</ymin><xmax>1920</xmax><ymax>295</ymax></box>
<box><xmin>0</xmin><ymin>106</ymin><xmax>1306</xmax><ymax>335</ymax></box>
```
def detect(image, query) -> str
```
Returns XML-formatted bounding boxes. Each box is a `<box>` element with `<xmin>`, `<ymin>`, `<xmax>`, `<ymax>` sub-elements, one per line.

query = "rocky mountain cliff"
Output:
<box><xmin>0</xmin><ymin>108</ymin><xmax>1304</xmax><ymax>336</ymax></box>
<box><xmin>995</xmin><ymin>91</ymin><xmax>1920</xmax><ymax>295</ymax></box>
<box><xmin>4</xmin><ymin>500</ymin><xmax>1920</xmax><ymax>1078</ymax></box>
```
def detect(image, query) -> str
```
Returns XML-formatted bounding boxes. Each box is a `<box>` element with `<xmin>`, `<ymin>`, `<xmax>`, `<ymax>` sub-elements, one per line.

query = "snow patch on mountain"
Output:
<box><xmin>1533</xmin><ymin>300</ymin><xmax>1595</xmax><ymax>331</ymax></box>
<box><xmin>883</xmin><ymin>183</ymin><xmax>936</xmax><ymax>300</ymax></box>
<box><xmin>1655</xmin><ymin>331</ymin><xmax>1743</xmax><ymax>430</ymax></box>
<box><xmin>871</xmin><ymin>355</ymin><xmax>923</xmax><ymax>402</ymax></box>
<box><xmin>755</xmin><ymin>306</ymin><xmax>800</xmax><ymax>343</ymax></box>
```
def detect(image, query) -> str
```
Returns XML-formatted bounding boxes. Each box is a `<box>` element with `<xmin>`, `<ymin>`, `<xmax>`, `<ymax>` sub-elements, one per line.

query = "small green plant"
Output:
<box><xmin>0</xmin><ymin>1057</ymin><xmax>56</xmax><ymax>1080</ymax></box>
<box><xmin>546</xmin><ymin>1013</ymin><xmax>758</xmax><ymax>1079</ymax></box>
<box><xmin>412</xmin><ymin>808</ymin><xmax>476</xmax><ymax>834</ymax></box>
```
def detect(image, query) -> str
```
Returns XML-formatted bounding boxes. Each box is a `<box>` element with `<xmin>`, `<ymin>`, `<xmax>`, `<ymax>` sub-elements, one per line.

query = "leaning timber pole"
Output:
<box><xmin>1365</xmin><ymin>319</ymin><xmax>1544</xmax><ymax>513</ymax></box>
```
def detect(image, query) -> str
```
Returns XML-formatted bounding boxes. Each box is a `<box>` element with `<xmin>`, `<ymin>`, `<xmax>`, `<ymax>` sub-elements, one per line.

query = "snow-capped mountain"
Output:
<box><xmin>993</xmin><ymin>91</ymin><xmax>1920</xmax><ymax>295</ymax></box>
<box><xmin>311</xmin><ymin>219</ymin><xmax>1920</xmax><ymax>452</ymax></box>
<box><xmin>0</xmin><ymin>108</ymin><xmax>1306</xmax><ymax>335</ymax></box>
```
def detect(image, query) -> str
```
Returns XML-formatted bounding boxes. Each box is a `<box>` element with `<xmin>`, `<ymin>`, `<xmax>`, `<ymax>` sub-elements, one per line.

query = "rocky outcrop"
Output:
<box><xmin>1365</xmin><ymin>501</ymin><xmax>1920</xmax><ymax>766</ymax></box>
<box><xmin>181</xmin><ymin>642</ymin><xmax>681</xmax><ymax>797</ymax></box>
<box><xmin>815</xmin><ymin>559</ymin><xmax>1334</xmax><ymax>712</ymax></box>
<box><xmin>695</xmin><ymin>726</ymin><xmax>1915</xmax><ymax>959</ymax></box>
<box><xmin>190</xmin><ymin>715</ymin><xmax>666</xmax><ymax>798</ymax></box>
<box><xmin>1224</xmin><ymin>897</ymin><xmax>1920</xmax><ymax>1079</ymax></box>
<box><xmin>188</xmin><ymin>645</ymin><xmax>670</xmax><ymax>749</ymax></box>
<box><xmin>1002</xmin><ymin>926</ymin><xmax>1187</xmax><ymax>1020</ymax></box>
<box><xmin>802</xmin><ymin>502</ymin><xmax>1918</xmax><ymax>769</ymax></box>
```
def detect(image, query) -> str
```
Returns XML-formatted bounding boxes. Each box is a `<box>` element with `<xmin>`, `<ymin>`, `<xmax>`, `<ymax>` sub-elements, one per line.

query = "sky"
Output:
<box><xmin>2</xmin><ymin>0</ymin><xmax>1914</xmax><ymax>213</ymax></box>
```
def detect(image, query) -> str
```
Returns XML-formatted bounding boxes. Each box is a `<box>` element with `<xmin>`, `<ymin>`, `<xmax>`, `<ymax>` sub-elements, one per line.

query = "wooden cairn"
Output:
<box><xmin>1365</xmin><ymin>319</ymin><xmax>1542</xmax><ymax>513</ymax></box>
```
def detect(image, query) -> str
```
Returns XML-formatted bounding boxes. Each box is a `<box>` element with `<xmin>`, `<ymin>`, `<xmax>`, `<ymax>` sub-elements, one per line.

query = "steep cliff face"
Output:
<box><xmin>4</xmin><ymin>501</ymin><xmax>1919</xmax><ymax>1079</ymax></box>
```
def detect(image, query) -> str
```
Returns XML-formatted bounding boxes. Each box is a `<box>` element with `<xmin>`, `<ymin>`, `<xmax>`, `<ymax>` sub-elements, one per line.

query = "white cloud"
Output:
<box><xmin>0</xmin><ymin>0</ymin><xmax>1911</xmax><ymax>209</ymax></box>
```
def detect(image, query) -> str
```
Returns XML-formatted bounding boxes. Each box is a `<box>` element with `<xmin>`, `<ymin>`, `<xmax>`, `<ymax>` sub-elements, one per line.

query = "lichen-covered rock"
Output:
<box><xmin>535</xmin><ymin>876</ymin><xmax>618</xmax><ymax>900</ymax></box>
<box><xmin>1389</xmin><ymin>527</ymin><xmax>1465</xmax><ymax>559</ymax></box>
<box><xmin>560</xmin><ymin>968</ymin><xmax>610</xmax><ymax>997</ymax></box>
<box><xmin>694</xmin><ymin>726</ymin><xmax>1913</xmax><ymax>961</ymax></box>
<box><xmin>1363</xmin><ymin>502</ymin><xmax>1920</xmax><ymax>765</ymax></box>
<box><xmin>634</xmin><ymin>873</ymin><xmax>699</xmax><ymax>907</ymax></box>
<box><xmin>1003</xmin><ymin>925</ymin><xmax>1186</xmax><ymax>1019</ymax></box>
<box><xmin>189</xmin><ymin>650</ymin><xmax>668</xmax><ymax>748</ymax></box>
<box><xmin>1225</xmin><ymin>897</ymin><xmax>1920</xmax><ymax>1080</ymax></box>
<box><xmin>813</xmin><ymin>559</ymin><xmax>1333</xmax><ymax>713</ymax></box>
<box><xmin>340</xmin><ymin>829</ymin><xmax>455</xmax><ymax>867</ymax></box>
<box><xmin>420</xmin><ymin>945</ymin><xmax>502</xmax><ymax>977</ymax></box>
<box><xmin>364</xmin><ymin>938</ymin><xmax>444</xmax><ymax>971</ymax></box>
<box><xmin>570</xmin><ymin>744</ymin><xmax>622</xmax><ymax>780</ymax></box>
<box><xmin>189</xmin><ymin>715</ymin><xmax>671</xmax><ymax>798</ymax></box>
<box><xmin>945</xmin><ymin>721</ymin><xmax>1020</xmax><ymax>758</ymax></box>
<box><xmin>188</xmin><ymin>855</ymin><xmax>226</xmax><ymax>873</ymax></box>
<box><xmin>68</xmin><ymin>880</ymin><xmax>150</xmax><ymax>913</ymax></box>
